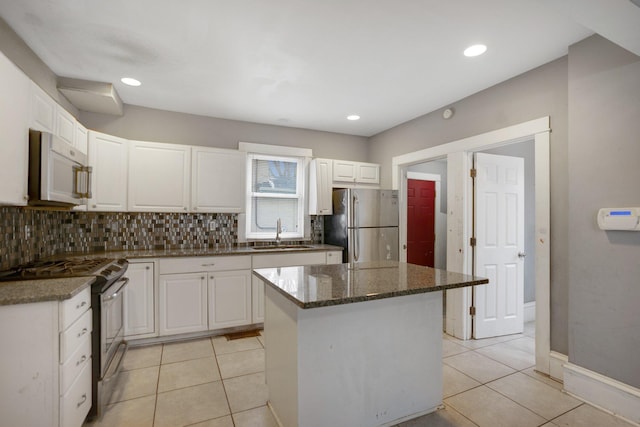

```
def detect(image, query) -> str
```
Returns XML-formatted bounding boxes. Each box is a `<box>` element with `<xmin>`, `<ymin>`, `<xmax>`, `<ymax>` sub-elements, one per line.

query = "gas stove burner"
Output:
<box><xmin>0</xmin><ymin>257</ymin><xmax>126</xmax><ymax>283</ymax></box>
<box><xmin>16</xmin><ymin>258</ymin><xmax>112</xmax><ymax>278</ymax></box>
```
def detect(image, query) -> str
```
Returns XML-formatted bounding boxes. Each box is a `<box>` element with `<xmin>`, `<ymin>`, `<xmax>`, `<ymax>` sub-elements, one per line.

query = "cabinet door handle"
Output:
<box><xmin>77</xmin><ymin>393</ymin><xmax>87</xmax><ymax>408</ymax></box>
<box><xmin>201</xmin><ymin>263</ymin><xmax>215</xmax><ymax>267</ymax></box>
<box><xmin>76</xmin><ymin>300</ymin><xmax>87</xmax><ymax>309</ymax></box>
<box><xmin>77</xmin><ymin>328</ymin><xmax>88</xmax><ymax>338</ymax></box>
<box><xmin>76</xmin><ymin>354</ymin><xmax>87</xmax><ymax>366</ymax></box>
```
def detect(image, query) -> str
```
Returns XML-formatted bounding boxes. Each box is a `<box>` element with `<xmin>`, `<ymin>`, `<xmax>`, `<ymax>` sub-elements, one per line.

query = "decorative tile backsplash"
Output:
<box><xmin>0</xmin><ymin>207</ymin><xmax>323</xmax><ymax>270</ymax></box>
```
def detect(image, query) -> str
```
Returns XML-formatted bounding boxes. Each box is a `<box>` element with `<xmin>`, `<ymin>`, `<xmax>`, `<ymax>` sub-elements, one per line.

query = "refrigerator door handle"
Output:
<box><xmin>353</xmin><ymin>194</ymin><xmax>359</xmax><ymax>262</ymax></box>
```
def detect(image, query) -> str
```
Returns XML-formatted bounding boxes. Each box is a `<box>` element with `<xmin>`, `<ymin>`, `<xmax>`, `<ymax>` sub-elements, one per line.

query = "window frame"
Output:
<box><xmin>245</xmin><ymin>152</ymin><xmax>306</xmax><ymax>240</ymax></box>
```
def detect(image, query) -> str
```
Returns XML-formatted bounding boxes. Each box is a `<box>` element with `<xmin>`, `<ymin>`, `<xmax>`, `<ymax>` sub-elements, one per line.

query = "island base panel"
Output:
<box><xmin>265</xmin><ymin>286</ymin><xmax>443</xmax><ymax>427</ymax></box>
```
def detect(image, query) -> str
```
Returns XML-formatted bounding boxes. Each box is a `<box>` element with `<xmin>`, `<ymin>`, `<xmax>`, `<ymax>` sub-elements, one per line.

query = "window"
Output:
<box><xmin>246</xmin><ymin>153</ymin><xmax>305</xmax><ymax>240</ymax></box>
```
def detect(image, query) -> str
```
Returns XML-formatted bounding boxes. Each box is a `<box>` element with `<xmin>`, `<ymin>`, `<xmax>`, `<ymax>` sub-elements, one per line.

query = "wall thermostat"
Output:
<box><xmin>597</xmin><ymin>208</ymin><xmax>640</xmax><ymax>231</ymax></box>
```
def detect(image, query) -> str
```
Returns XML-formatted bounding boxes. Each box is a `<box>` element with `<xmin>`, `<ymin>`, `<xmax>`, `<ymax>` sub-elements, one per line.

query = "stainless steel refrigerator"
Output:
<box><xmin>323</xmin><ymin>189</ymin><xmax>399</xmax><ymax>263</ymax></box>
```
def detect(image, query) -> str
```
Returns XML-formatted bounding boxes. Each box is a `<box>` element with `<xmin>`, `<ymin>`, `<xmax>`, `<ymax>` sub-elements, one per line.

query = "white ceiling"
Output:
<box><xmin>1</xmin><ymin>0</ymin><xmax>635</xmax><ymax>137</ymax></box>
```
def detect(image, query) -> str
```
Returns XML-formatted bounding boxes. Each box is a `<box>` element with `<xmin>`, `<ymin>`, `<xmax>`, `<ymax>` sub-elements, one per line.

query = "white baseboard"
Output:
<box><xmin>524</xmin><ymin>301</ymin><xmax>536</xmax><ymax>323</ymax></box>
<box><xmin>549</xmin><ymin>351</ymin><xmax>567</xmax><ymax>382</ymax></box>
<box><xmin>564</xmin><ymin>362</ymin><xmax>640</xmax><ymax>426</ymax></box>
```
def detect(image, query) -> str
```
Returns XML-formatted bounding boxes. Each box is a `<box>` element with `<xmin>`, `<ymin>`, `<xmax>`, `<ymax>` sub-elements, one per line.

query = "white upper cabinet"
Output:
<box><xmin>88</xmin><ymin>131</ymin><xmax>129</xmax><ymax>211</ymax></box>
<box><xmin>29</xmin><ymin>82</ymin><xmax>55</xmax><ymax>133</ymax></box>
<box><xmin>191</xmin><ymin>146</ymin><xmax>246</xmax><ymax>212</ymax></box>
<box><xmin>356</xmin><ymin>162</ymin><xmax>380</xmax><ymax>184</ymax></box>
<box><xmin>74</xmin><ymin>122</ymin><xmax>88</xmax><ymax>155</ymax></box>
<box><xmin>332</xmin><ymin>160</ymin><xmax>380</xmax><ymax>185</ymax></box>
<box><xmin>0</xmin><ymin>51</ymin><xmax>30</xmax><ymax>206</ymax></box>
<box><xmin>128</xmin><ymin>140</ymin><xmax>191</xmax><ymax>212</ymax></box>
<box><xmin>29</xmin><ymin>81</ymin><xmax>83</xmax><ymax>150</ymax></box>
<box><xmin>55</xmin><ymin>105</ymin><xmax>75</xmax><ymax>146</ymax></box>
<box><xmin>309</xmin><ymin>158</ymin><xmax>333</xmax><ymax>215</ymax></box>
<box><xmin>332</xmin><ymin>160</ymin><xmax>357</xmax><ymax>182</ymax></box>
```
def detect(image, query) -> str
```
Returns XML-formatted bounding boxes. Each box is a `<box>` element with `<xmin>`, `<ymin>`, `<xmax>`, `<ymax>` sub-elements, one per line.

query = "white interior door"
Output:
<box><xmin>474</xmin><ymin>152</ymin><xmax>525</xmax><ymax>338</ymax></box>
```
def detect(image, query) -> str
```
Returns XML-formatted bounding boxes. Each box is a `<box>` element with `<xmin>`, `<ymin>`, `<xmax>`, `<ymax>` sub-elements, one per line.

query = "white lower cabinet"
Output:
<box><xmin>158</xmin><ymin>256</ymin><xmax>252</xmax><ymax>336</ymax></box>
<box><xmin>0</xmin><ymin>287</ymin><xmax>92</xmax><ymax>427</ymax></box>
<box><xmin>124</xmin><ymin>261</ymin><xmax>156</xmax><ymax>339</ymax></box>
<box><xmin>159</xmin><ymin>273</ymin><xmax>208</xmax><ymax>336</ymax></box>
<box><xmin>208</xmin><ymin>270</ymin><xmax>252</xmax><ymax>329</ymax></box>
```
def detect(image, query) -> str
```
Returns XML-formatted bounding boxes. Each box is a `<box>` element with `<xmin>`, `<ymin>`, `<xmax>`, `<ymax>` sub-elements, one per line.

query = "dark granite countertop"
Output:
<box><xmin>0</xmin><ymin>244</ymin><xmax>343</xmax><ymax>306</ymax></box>
<box><xmin>0</xmin><ymin>276</ymin><xmax>94</xmax><ymax>306</ymax></box>
<box><xmin>64</xmin><ymin>244</ymin><xmax>342</xmax><ymax>261</ymax></box>
<box><xmin>253</xmin><ymin>261</ymin><xmax>489</xmax><ymax>309</ymax></box>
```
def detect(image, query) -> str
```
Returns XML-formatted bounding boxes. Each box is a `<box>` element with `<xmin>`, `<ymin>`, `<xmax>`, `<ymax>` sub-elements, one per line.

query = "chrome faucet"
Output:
<box><xmin>275</xmin><ymin>218</ymin><xmax>282</xmax><ymax>246</ymax></box>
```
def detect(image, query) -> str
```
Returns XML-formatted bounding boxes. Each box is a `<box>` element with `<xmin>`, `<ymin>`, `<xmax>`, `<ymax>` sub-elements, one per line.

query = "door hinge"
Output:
<box><xmin>470</xmin><ymin>237</ymin><xmax>476</xmax><ymax>247</ymax></box>
<box><xmin>469</xmin><ymin>306</ymin><xmax>476</xmax><ymax>316</ymax></box>
<box><xmin>470</xmin><ymin>168</ymin><xmax>477</xmax><ymax>178</ymax></box>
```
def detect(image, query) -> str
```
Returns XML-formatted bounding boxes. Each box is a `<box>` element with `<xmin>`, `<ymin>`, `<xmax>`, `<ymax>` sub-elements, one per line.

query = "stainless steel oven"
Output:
<box><xmin>96</xmin><ymin>275</ymin><xmax>129</xmax><ymax>415</ymax></box>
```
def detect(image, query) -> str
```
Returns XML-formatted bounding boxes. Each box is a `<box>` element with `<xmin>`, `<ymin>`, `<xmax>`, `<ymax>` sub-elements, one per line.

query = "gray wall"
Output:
<box><xmin>0</xmin><ymin>17</ymin><xmax>77</xmax><ymax>115</ymax></box>
<box><xmin>483</xmin><ymin>142</ymin><xmax>536</xmax><ymax>304</ymax></box>
<box><xmin>369</xmin><ymin>57</ymin><xmax>570</xmax><ymax>354</ymax></box>
<box><xmin>79</xmin><ymin>105</ymin><xmax>369</xmax><ymax>161</ymax></box>
<box><xmin>567</xmin><ymin>36</ymin><xmax>640</xmax><ymax>388</ymax></box>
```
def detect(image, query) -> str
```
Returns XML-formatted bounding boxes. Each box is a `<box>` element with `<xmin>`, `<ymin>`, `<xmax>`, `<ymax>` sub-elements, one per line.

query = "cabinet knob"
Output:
<box><xmin>210</xmin><ymin>276</ymin><xmax>214</xmax><ymax>279</ymax></box>
<box><xmin>92</xmin><ymin>204</ymin><xmax>97</xmax><ymax>208</ymax></box>
<box><xmin>201</xmin><ymin>276</ymin><xmax>205</xmax><ymax>280</ymax></box>
<box><xmin>146</xmin><ymin>266</ymin><xmax>150</xmax><ymax>270</ymax></box>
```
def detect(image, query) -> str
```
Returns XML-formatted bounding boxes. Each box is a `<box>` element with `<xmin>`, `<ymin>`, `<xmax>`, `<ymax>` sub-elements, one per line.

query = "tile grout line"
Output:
<box><xmin>152</xmin><ymin>343</ymin><xmax>163</xmax><ymax>427</ymax></box>
<box><xmin>212</xmin><ymin>337</ymin><xmax>236</xmax><ymax>427</ymax></box>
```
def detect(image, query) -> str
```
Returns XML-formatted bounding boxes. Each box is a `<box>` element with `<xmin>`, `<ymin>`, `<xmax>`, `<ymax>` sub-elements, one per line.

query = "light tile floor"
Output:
<box><xmin>85</xmin><ymin>323</ymin><xmax>634</xmax><ymax>427</ymax></box>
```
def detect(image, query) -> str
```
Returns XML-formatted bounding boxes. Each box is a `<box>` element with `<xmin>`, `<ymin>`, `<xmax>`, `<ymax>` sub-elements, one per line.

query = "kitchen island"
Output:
<box><xmin>253</xmin><ymin>261</ymin><xmax>488</xmax><ymax>427</ymax></box>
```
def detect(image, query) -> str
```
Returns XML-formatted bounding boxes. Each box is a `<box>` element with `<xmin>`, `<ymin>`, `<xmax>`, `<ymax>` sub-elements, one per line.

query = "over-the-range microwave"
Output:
<box><xmin>28</xmin><ymin>129</ymin><xmax>92</xmax><ymax>207</ymax></box>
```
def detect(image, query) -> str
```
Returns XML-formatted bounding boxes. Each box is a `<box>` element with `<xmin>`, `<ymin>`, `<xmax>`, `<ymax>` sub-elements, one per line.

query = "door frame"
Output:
<box><xmin>406</xmin><ymin>172</ymin><xmax>442</xmax><ymax>268</ymax></box>
<box><xmin>392</xmin><ymin>116</ymin><xmax>551</xmax><ymax>375</ymax></box>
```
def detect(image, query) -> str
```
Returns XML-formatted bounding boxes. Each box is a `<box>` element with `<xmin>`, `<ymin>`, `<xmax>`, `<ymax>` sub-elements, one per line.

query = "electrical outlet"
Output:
<box><xmin>209</xmin><ymin>220</ymin><xmax>217</xmax><ymax>231</ymax></box>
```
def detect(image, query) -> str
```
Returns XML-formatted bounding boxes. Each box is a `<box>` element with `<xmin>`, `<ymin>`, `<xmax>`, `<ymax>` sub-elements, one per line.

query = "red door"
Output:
<box><xmin>407</xmin><ymin>179</ymin><xmax>436</xmax><ymax>267</ymax></box>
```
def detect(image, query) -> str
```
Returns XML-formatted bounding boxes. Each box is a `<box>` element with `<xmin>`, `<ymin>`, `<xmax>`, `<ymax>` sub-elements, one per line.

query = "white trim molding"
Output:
<box><xmin>564</xmin><ymin>362</ymin><xmax>640</xmax><ymax>426</ymax></box>
<box><xmin>549</xmin><ymin>351</ymin><xmax>567</xmax><ymax>382</ymax></box>
<box><xmin>524</xmin><ymin>301</ymin><xmax>536</xmax><ymax>323</ymax></box>
<box><xmin>391</xmin><ymin>117</ymin><xmax>551</xmax><ymax>374</ymax></box>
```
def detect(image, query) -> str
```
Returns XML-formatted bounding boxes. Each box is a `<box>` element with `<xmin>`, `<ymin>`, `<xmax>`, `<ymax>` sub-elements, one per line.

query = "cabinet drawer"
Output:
<box><xmin>160</xmin><ymin>256</ymin><xmax>251</xmax><ymax>274</ymax></box>
<box><xmin>325</xmin><ymin>251</ymin><xmax>343</xmax><ymax>264</ymax></box>
<box><xmin>253</xmin><ymin>252</ymin><xmax>327</xmax><ymax>268</ymax></box>
<box><xmin>60</xmin><ymin>360</ymin><xmax>92</xmax><ymax>427</ymax></box>
<box><xmin>60</xmin><ymin>308</ymin><xmax>92</xmax><ymax>362</ymax></box>
<box><xmin>60</xmin><ymin>287</ymin><xmax>91</xmax><ymax>330</ymax></box>
<box><xmin>60</xmin><ymin>335</ymin><xmax>91</xmax><ymax>395</ymax></box>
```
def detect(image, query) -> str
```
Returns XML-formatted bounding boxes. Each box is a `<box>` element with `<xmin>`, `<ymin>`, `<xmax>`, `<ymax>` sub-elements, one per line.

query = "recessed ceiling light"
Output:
<box><xmin>347</xmin><ymin>115</ymin><xmax>360</xmax><ymax>121</ymax></box>
<box><xmin>121</xmin><ymin>77</ymin><xmax>141</xmax><ymax>86</ymax></box>
<box><xmin>463</xmin><ymin>44</ymin><xmax>487</xmax><ymax>57</ymax></box>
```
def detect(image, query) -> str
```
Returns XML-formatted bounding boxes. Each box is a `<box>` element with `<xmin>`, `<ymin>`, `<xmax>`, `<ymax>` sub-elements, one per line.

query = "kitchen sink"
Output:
<box><xmin>251</xmin><ymin>245</ymin><xmax>315</xmax><ymax>250</ymax></box>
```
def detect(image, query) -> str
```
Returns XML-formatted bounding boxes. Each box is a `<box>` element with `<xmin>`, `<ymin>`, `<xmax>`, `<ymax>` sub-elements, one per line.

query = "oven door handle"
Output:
<box><xmin>101</xmin><ymin>340</ymin><xmax>128</xmax><ymax>382</ymax></box>
<box><xmin>103</xmin><ymin>277</ymin><xmax>129</xmax><ymax>301</ymax></box>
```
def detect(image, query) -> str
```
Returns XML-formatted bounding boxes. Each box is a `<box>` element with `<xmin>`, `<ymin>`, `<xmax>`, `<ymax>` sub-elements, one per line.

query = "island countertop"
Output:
<box><xmin>253</xmin><ymin>261</ymin><xmax>488</xmax><ymax>309</ymax></box>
